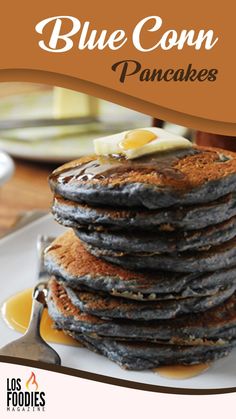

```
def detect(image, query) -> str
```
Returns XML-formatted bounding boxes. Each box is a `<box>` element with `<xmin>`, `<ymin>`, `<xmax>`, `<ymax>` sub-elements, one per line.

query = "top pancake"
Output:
<box><xmin>49</xmin><ymin>146</ymin><xmax>236</xmax><ymax>209</ymax></box>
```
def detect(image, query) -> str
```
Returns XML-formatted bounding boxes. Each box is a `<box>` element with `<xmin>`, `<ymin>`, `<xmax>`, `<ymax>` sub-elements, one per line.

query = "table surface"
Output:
<box><xmin>0</xmin><ymin>159</ymin><xmax>56</xmax><ymax>237</ymax></box>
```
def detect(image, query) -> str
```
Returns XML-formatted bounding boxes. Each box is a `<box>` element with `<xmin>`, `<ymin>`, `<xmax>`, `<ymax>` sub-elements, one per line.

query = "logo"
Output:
<box><xmin>6</xmin><ymin>371</ymin><xmax>46</xmax><ymax>412</ymax></box>
<box><xmin>25</xmin><ymin>372</ymin><xmax>39</xmax><ymax>391</ymax></box>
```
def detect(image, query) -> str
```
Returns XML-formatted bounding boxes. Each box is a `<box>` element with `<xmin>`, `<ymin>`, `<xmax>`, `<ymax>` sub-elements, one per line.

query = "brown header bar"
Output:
<box><xmin>0</xmin><ymin>1</ymin><xmax>235</xmax><ymax>134</ymax></box>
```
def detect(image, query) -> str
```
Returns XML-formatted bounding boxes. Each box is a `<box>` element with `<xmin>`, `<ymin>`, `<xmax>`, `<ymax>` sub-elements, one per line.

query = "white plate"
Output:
<box><xmin>0</xmin><ymin>131</ymin><xmax>96</xmax><ymax>163</ymax></box>
<box><xmin>0</xmin><ymin>150</ymin><xmax>14</xmax><ymax>186</ymax></box>
<box><xmin>0</xmin><ymin>214</ymin><xmax>235</xmax><ymax>390</ymax></box>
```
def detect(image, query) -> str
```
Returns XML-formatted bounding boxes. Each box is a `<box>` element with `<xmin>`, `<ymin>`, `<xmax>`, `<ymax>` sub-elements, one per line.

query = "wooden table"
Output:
<box><xmin>0</xmin><ymin>159</ymin><xmax>57</xmax><ymax>237</ymax></box>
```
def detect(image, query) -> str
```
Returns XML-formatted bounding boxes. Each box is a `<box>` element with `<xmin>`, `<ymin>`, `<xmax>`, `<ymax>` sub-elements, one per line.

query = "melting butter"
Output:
<box><xmin>120</xmin><ymin>129</ymin><xmax>157</xmax><ymax>150</ymax></box>
<box><xmin>94</xmin><ymin>127</ymin><xmax>192</xmax><ymax>160</ymax></box>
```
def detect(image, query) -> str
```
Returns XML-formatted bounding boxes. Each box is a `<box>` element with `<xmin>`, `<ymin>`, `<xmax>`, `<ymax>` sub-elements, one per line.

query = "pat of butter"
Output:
<box><xmin>94</xmin><ymin>127</ymin><xmax>192</xmax><ymax>159</ymax></box>
<box><xmin>53</xmin><ymin>87</ymin><xmax>99</xmax><ymax>118</ymax></box>
<box><xmin>120</xmin><ymin>130</ymin><xmax>157</xmax><ymax>150</ymax></box>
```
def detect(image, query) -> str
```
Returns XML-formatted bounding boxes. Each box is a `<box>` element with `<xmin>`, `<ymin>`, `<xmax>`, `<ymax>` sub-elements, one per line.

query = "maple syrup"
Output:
<box><xmin>1</xmin><ymin>288</ymin><xmax>80</xmax><ymax>347</ymax></box>
<box><xmin>154</xmin><ymin>363</ymin><xmax>210</xmax><ymax>379</ymax></box>
<box><xmin>50</xmin><ymin>148</ymin><xmax>197</xmax><ymax>189</ymax></box>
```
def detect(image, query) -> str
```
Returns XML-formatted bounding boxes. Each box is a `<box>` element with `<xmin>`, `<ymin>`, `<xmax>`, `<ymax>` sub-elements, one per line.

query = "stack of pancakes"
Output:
<box><xmin>45</xmin><ymin>145</ymin><xmax>236</xmax><ymax>370</ymax></box>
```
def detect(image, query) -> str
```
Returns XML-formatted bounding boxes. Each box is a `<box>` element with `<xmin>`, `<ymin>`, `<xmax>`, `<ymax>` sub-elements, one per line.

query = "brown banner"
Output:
<box><xmin>1</xmin><ymin>356</ymin><xmax>236</xmax><ymax>395</ymax></box>
<box><xmin>0</xmin><ymin>0</ymin><xmax>235</xmax><ymax>134</ymax></box>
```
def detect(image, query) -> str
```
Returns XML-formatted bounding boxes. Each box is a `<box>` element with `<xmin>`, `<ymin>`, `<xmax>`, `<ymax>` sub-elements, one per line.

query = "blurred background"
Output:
<box><xmin>0</xmin><ymin>82</ymin><xmax>234</xmax><ymax>237</ymax></box>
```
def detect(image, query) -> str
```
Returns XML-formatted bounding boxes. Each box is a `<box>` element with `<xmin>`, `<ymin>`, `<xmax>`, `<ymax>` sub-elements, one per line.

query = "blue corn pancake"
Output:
<box><xmin>44</xmin><ymin>231</ymin><xmax>236</xmax><ymax>299</ymax></box>
<box><xmin>51</xmin><ymin>193</ymin><xmax>236</xmax><ymax>232</ymax></box>
<box><xmin>64</xmin><ymin>284</ymin><xmax>235</xmax><ymax>321</ymax></box>
<box><xmin>49</xmin><ymin>147</ymin><xmax>236</xmax><ymax>209</ymax></box>
<box><xmin>69</xmin><ymin>333</ymin><xmax>236</xmax><ymax>370</ymax></box>
<box><xmin>74</xmin><ymin>215</ymin><xmax>236</xmax><ymax>254</ymax></box>
<box><xmin>85</xmin><ymin>236</ymin><xmax>236</xmax><ymax>272</ymax></box>
<box><xmin>47</xmin><ymin>278</ymin><xmax>236</xmax><ymax>343</ymax></box>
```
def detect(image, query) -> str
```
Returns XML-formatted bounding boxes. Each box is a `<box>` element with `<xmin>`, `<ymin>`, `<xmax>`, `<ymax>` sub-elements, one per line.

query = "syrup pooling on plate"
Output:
<box><xmin>1</xmin><ymin>288</ymin><xmax>81</xmax><ymax>347</ymax></box>
<box><xmin>1</xmin><ymin>288</ymin><xmax>212</xmax><ymax>378</ymax></box>
<box><xmin>51</xmin><ymin>148</ymin><xmax>199</xmax><ymax>186</ymax></box>
<box><xmin>154</xmin><ymin>363</ymin><xmax>210</xmax><ymax>379</ymax></box>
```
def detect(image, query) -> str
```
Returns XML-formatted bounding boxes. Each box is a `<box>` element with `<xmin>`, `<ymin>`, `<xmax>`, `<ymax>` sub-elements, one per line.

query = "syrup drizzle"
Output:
<box><xmin>51</xmin><ymin>148</ymin><xmax>198</xmax><ymax>187</ymax></box>
<box><xmin>1</xmin><ymin>288</ymin><xmax>81</xmax><ymax>347</ymax></box>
